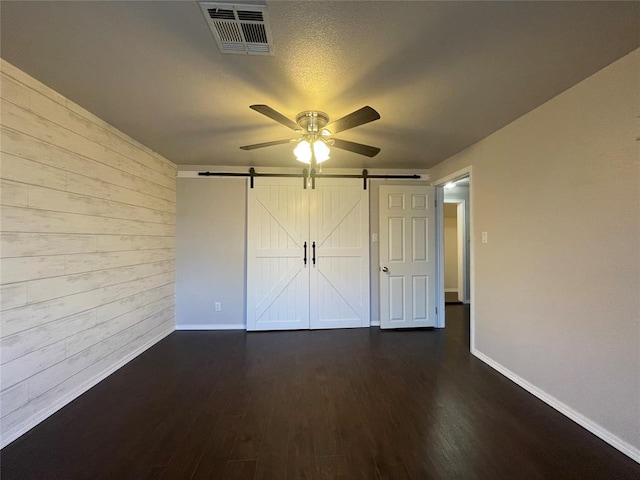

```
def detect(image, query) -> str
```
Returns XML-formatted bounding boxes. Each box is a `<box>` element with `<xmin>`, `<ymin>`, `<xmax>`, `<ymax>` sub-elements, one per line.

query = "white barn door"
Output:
<box><xmin>246</xmin><ymin>178</ymin><xmax>310</xmax><ymax>331</ymax></box>
<box><xmin>247</xmin><ymin>178</ymin><xmax>370</xmax><ymax>331</ymax></box>
<box><xmin>310</xmin><ymin>179</ymin><xmax>370</xmax><ymax>329</ymax></box>
<box><xmin>379</xmin><ymin>185</ymin><xmax>436</xmax><ymax>329</ymax></box>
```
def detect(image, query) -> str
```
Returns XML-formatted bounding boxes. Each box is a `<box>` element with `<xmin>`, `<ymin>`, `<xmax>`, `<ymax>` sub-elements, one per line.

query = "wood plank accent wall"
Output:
<box><xmin>0</xmin><ymin>59</ymin><xmax>177</xmax><ymax>447</ymax></box>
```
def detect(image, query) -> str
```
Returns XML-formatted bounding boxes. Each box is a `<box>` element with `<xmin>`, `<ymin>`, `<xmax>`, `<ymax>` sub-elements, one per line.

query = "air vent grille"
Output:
<box><xmin>214</xmin><ymin>21</ymin><xmax>243</xmax><ymax>43</ymax></box>
<box><xmin>241</xmin><ymin>23</ymin><xmax>267</xmax><ymax>44</ymax></box>
<box><xmin>208</xmin><ymin>8</ymin><xmax>235</xmax><ymax>20</ymax></box>
<box><xmin>237</xmin><ymin>10</ymin><xmax>263</xmax><ymax>22</ymax></box>
<box><xmin>200</xmin><ymin>2</ymin><xmax>273</xmax><ymax>56</ymax></box>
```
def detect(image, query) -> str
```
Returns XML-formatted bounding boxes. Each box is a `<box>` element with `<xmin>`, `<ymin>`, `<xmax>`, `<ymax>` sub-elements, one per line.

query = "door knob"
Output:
<box><xmin>381</xmin><ymin>266</ymin><xmax>389</xmax><ymax>273</ymax></box>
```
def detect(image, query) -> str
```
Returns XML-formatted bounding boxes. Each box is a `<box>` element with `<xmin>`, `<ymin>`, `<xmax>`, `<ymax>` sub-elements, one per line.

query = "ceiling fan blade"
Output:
<box><xmin>326</xmin><ymin>106</ymin><xmax>380</xmax><ymax>134</ymax></box>
<box><xmin>240</xmin><ymin>139</ymin><xmax>292</xmax><ymax>150</ymax></box>
<box><xmin>249</xmin><ymin>105</ymin><xmax>300</xmax><ymax>131</ymax></box>
<box><xmin>331</xmin><ymin>138</ymin><xmax>381</xmax><ymax>157</ymax></box>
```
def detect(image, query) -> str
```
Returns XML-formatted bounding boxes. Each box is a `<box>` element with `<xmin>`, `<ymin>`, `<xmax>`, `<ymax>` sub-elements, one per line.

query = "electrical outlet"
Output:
<box><xmin>372</xmin><ymin>233</ymin><xmax>378</xmax><ymax>243</ymax></box>
<box><xmin>482</xmin><ymin>232</ymin><xmax>488</xmax><ymax>244</ymax></box>
<box><xmin>215</xmin><ymin>302</ymin><xmax>221</xmax><ymax>312</ymax></box>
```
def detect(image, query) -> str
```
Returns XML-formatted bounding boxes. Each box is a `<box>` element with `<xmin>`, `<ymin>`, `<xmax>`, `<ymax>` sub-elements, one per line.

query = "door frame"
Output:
<box><xmin>433</xmin><ymin>166</ymin><xmax>475</xmax><ymax>351</ymax></box>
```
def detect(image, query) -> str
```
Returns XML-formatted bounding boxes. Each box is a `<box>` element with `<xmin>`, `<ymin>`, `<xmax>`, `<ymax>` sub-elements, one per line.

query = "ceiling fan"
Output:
<box><xmin>240</xmin><ymin>105</ymin><xmax>381</xmax><ymax>164</ymax></box>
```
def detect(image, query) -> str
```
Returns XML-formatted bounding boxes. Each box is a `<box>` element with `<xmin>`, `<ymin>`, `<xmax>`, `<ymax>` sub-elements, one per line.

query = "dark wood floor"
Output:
<box><xmin>2</xmin><ymin>305</ymin><xmax>638</xmax><ymax>479</ymax></box>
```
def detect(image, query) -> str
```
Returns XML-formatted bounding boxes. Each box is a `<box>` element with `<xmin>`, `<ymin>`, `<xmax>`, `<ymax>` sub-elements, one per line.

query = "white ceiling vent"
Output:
<box><xmin>199</xmin><ymin>2</ymin><xmax>273</xmax><ymax>55</ymax></box>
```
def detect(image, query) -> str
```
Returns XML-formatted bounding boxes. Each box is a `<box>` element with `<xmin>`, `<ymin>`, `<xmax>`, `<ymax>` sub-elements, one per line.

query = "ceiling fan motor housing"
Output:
<box><xmin>295</xmin><ymin>111</ymin><xmax>329</xmax><ymax>134</ymax></box>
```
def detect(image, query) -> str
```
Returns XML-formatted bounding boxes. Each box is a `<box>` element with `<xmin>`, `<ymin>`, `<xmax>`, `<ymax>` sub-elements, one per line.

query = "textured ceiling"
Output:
<box><xmin>1</xmin><ymin>1</ymin><xmax>638</xmax><ymax>169</ymax></box>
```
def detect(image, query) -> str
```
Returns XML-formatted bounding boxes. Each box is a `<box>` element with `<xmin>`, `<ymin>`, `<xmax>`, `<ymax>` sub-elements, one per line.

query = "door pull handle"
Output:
<box><xmin>312</xmin><ymin>241</ymin><xmax>316</xmax><ymax>265</ymax></box>
<box><xmin>303</xmin><ymin>241</ymin><xmax>307</xmax><ymax>265</ymax></box>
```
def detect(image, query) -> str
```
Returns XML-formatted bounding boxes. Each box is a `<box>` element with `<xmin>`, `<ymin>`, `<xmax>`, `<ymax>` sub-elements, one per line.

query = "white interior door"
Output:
<box><xmin>310</xmin><ymin>179</ymin><xmax>370</xmax><ymax>329</ymax></box>
<box><xmin>246</xmin><ymin>178</ymin><xmax>310</xmax><ymax>331</ymax></box>
<box><xmin>379</xmin><ymin>185</ymin><xmax>436</xmax><ymax>329</ymax></box>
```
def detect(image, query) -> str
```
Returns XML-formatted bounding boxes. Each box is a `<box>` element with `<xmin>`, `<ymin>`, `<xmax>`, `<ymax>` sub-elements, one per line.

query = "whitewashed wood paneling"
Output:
<box><xmin>1</xmin><ymin>233</ymin><xmax>97</xmax><ymax>258</ymax></box>
<box><xmin>66</xmin><ymin>297</ymin><xmax>173</xmax><ymax>358</ymax></box>
<box><xmin>95</xmin><ymin>283</ymin><xmax>175</xmax><ymax>324</ymax></box>
<box><xmin>0</xmin><ymin>59</ymin><xmax>176</xmax><ymax>448</ymax></box>
<box><xmin>0</xmin><ymin>180</ymin><xmax>28</xmax><ymax>207</ymax></box>
<box><xmin>0</xmin><ymin>382</ymin><xmax>29</xmax><ymax>418</ymax></box>
<box><xmin>0</xmin><ymin>60</ymin><xmax>68</xmax><ymax>107</ymax></box>
<box><xmin>0</xmin><ymin>283</ymin><xmax>27</xmax><ymax>310</ymax></box>
<box><xmin>0</xmin><ymin>126</ymin><xmax>175</xmax><ymax>201</ymax></box>
<box><xmin>0</xmin><ymin>255</ymin><xmax>66</xmax><ymax>284</ymax></box>
<box><xmin>27</xmin><ymin>185</ymin><xmax>176</xmax><ymax>225</ymax></box>
<box><xmin>27</xmin><ymin>260</ymin><xmax>175</xmax><ymax>303</ymax></box>
<box><xmin>1</xmin><ymin>151</ymin><xmax>68</xmax><ymax>190</ymax></box>
<box><xmin>0</xmin><ymin>73</ymin><xmax>29</xmax><ymax>109</ymax></box>
<box><xmin>1</xmin><ymin>206</ymin><xmax>175</xmax><ymax>236</ymax></box>
<box><xmin>1</xmin><ymin>272</ymin><xmax>175</xmax><ymax>337</ymax></box>
<box><xmin>1</xmin><ymin>128</ymin><xmax>100</xmax><ymax>181</ymax></box>
<box><xmin>1</xmin><ymin>310</ymin><xmax>97</xmax><ymax>364</ymax></box>
<box><xmin>95</xmin><ymin>235</ymin><xmax>175</xmax><ymax>252</ymax></box>
<box><xmin>65</xmin><ymin>172</ymin><xmax>176</xmax><ymax>213</ymax></box>
<box><xmin>64</xmin><ymin>249</ymin><xmax>175</xmax><ymax>275</ymax></box>
<box><xmin>1</xmin><ymin>340</ymin><xmax>67</xmax><ymax>390</ymax></box>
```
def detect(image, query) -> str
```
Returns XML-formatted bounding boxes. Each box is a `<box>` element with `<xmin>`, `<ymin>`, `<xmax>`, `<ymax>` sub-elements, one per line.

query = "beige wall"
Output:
<box><xmin>176</xmin><ymin>178</ymin><xmax>246</xmax><ymax>328</ymax></box>
<box><xmin>0</xmin><ymin>60</ymin><xmax>177</xmax><ymax>447</ymax></box>
<box><xmin>429</xmin><ymin>49</ymin><xmax>640</xmax><ymax>458</ymax></box>
<box><xmin>444</xmin><ymin>206</ymin><xmax>458</xmax><ymax>291</ymax></box>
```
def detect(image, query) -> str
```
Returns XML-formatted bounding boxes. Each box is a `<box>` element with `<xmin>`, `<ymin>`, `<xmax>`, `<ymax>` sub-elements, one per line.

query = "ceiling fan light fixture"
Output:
<box><xmin>294</xmin><ymin>139</ymin><xmax>312</xmax><ymax>164</ymax></box>
<box><xmin>313</xmin><ymin>139</ymin><xmax>331</xmax><ymax>163</ymax></box>
<box><xmin>294</xmin><ymin>138</ymin><xmax>331</xmax><ymax>164</ymax></box>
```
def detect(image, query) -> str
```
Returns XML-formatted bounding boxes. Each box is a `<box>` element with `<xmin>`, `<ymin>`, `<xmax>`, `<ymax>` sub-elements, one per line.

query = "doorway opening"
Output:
<box><xmin>443</xmin><ymin>178</ymin><xmax>470</xmax><ymax>305</ymax></box>
<box><xmin>443</xmin><ymin>203</ymin><xmax>462</xmax><ymax>303</ymax></box>
<box><xmin>434</xmin><ymin>168</ymin><xmax>474</xmax><ymax>350</ymax></box>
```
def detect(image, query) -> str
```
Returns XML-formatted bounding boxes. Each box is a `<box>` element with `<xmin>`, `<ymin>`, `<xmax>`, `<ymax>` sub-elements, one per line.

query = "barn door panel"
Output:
<box><xmin>310</xmin><ymin>179</ymin><xmax>370</xmax><ymax>329</ymax></box>
<box><xmin>247</xmin><ymin>179</ymin><xmax>309</xmax><ymax>331</ymax></box>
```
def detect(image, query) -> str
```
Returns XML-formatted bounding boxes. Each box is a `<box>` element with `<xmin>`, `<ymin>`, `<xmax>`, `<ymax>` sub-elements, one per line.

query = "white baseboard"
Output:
<box><xmin>176</xmin><ymin>324</ymin><xmax>244</xmax><ymax>330</ymax></box>
<box><xmin>445</xmin><ymin>288</ymin><xmax>458</xmax><ymax>293</ymax></box>
<box><xmin>1</xmin><ymin>326</ymin><xmax>174</xmax><ymax>449</ymax></box>
<box><xmin>471</xmin><ymin>348</ymin><xmax>640</xmax><ymax>464</ymax></box>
